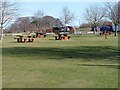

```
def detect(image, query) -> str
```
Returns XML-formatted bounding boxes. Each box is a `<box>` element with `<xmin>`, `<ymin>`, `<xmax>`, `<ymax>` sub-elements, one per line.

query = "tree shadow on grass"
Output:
<box><xmin>2</xmin><ymin>46</ymin><xmax>118</xmax><ymax>63</ymax></box>
<box><xmin>77</xmin><ymin>64</ymin><xmax>118</xmax><ymax>69</ymax></box>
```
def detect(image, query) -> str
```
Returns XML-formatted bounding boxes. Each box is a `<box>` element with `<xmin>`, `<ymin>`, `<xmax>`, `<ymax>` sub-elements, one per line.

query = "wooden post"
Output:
<box><xmin>105</xmin><ymin>34</ymin><xmax>107</xmax><ymax>39</ymax></box>
<box><xmin>104</xmin><ymin>31</ymin><xmax>108</xmax><ymax>39</ymax></box>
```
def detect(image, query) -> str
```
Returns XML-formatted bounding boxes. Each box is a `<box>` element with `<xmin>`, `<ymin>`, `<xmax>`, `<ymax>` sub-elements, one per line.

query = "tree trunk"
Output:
<box><xmin>0</xmin><ymin>24</ymin><xmax>3</xmax><ymax>40</ymax></box>
<box><xmin>114</xmin><ymin>24</ymin><xmax>117</xmax><ymax>36</ymax></box>
<box><xmin>93</xmin><ymin>26</ymin><xmax>96</xmax><ymax>34</ymax></box>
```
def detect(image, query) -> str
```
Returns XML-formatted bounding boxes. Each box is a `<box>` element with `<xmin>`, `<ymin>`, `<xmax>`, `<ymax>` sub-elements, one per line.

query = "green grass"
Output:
<box><xmin>2</xmin><ymin>34</ymin><xmax>118</xmax><ymax>88</ymax></box>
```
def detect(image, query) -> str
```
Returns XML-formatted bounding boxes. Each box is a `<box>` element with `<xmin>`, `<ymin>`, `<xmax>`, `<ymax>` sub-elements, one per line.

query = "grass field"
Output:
<box><xmin>2</xmin><ymin>34</ymin><xmax>119</xmax><ymax>88</ymax></box>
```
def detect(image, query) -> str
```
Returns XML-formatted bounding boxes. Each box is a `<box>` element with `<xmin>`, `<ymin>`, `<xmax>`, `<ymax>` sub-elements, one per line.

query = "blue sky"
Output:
<box><xmin>18</xmin><ymin>2</ymin><xmax>106</xmax><ymax>26</ymax></box>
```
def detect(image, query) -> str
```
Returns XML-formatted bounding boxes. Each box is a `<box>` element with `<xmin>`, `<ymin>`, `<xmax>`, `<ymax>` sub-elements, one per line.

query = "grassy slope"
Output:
<box><xmin>2</xmin><ymin>34</ymin><xmax>118</xmax><ymax>88</ymax></box>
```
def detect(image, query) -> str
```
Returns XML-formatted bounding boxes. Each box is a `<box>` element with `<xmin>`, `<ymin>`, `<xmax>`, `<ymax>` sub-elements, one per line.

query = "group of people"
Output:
<box><xmin>91</xmin><ymin>25</ymin><xmax>113</xmax><ymax>39</ymax></box>
<box><xmin>91</xmin><ymin>25</ymin><xmax>113</xmax><ymax>32</ymax></box>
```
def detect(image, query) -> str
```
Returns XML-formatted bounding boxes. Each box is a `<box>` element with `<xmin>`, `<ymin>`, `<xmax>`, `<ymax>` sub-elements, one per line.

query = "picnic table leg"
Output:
<box><xmin>24</xmin><ymin>39</ymin><xmax>27</xmax><ymax>43</ymax></box>
<box><xmin>28</xmin><ymin>38</ymin><xmax>31</xmax><ymax>42</ymax></box>
<box><xmin>31</xmin><ymin>38</ymin><xmax>34</xmax><ymax>42</ymax></box>
<box><xmin>17</xmin><ymin>38</ymin><xmax>20</xmax><ymax>42</ymax></box>
<box><xmin>68</xmin><ymin>36</ymin><xmax>70</xmax><ymax>39</ymax></box>
<box><xmin>55</xmin><ymin>36</ymin><xmax>57</xmax><ymax>40</ymax></box>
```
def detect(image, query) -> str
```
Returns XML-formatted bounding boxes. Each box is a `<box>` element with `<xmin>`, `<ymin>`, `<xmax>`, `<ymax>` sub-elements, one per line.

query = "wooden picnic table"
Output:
<box><xmin>16</xmin><ymin>35</ymin><xmax>34</xmax><ymax>43</ymax></box>
<box><xmin>55</xmin><ymin>34</ymin><xmax>70</xmax><ymax>40</ymax></box>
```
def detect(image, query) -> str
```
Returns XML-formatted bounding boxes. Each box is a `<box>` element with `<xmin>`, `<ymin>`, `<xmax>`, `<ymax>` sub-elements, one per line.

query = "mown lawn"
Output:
<box><xmin>2</xmin><ymin>34</ymin><xmax>118</xmax><ymax>88</ymax></box>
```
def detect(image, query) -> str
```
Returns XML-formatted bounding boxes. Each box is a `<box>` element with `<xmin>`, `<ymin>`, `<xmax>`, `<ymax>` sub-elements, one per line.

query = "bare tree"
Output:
<box><xmin>32</xmin><ymin>15</ymin><xmax>57</xmax><ymax>33</ymax></box>
<box><xmin>83</xmin><ymin>5</ymin><xmax>106</xmax><ymax>33</ymax></box>
<box><xmin>31</xmin><ymin>10</ymin><xmax>45</xmax><ymax>32</ymax></box>
<box><xmin>34</xmin><ymin>10</ymin><xmax>44</xmax><ymax>18</ymax></box>
<box><xmin>60</xmin><ymin>7</ymin><xmax>75</xmax><ymax>26</ymax></box>
<box><xmin>9</xmin><ymin>17</ymin><xmax>36</xmax><ymax>33</ymax></box>
<box><xmin>118</xmin><ymin>1</ymin><xmax>120</xmax><ymax>24</ymax></box>
<box><xmin>0</xmin><ymin>0</ymin><xmax>18</xmax><ymax>40</ymax></box>
<box><xmin>104</xmin><ymin>2</ymin><xmax>119</xmax><ymax>36</ymax></box>
<box><xmin>119</xmin><ymin>1</ymin><xmax>120</xmax><ymax>24</ymax></box>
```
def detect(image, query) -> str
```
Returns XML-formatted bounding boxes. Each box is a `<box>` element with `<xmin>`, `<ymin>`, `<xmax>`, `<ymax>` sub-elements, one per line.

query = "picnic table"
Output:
<box><xmin>55</xmin><ymin>34</ymin><xmax>70</xmax><ymax>40</ymax></box>
<box><xmin>16</xmin><ymin>35</ymin><xmax>34</xmax><ymax>43</ymax></box>
<box><xmin>36</xmin><ymin>33</ymin><xmax>46</xmax><ymax>38</ymax></box>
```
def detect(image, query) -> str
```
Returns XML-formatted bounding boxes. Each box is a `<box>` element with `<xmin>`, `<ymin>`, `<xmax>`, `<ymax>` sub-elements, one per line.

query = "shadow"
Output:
<box><xmin>77</xmin><ymin>64</ymin><xmax>118</xmax><ymax>69</ymax></box>
<box><xmin>11</xmin><ymin>41</ymin><xmax>34</xmax><ymax>43</ymax></box>
<box><xmin>10</xmin><ymin>42</ymin><xmax>18</xmax><ymax>43</ymax></box>
<box><xmin>49</xmin><ymin>39</ymin><xmax>55</xmax><ymax>40</ymax></box>
<box><xmin>2</xmin><ymin>46</ymin><xmax>118</xmax><ymax>63</ymax></box>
